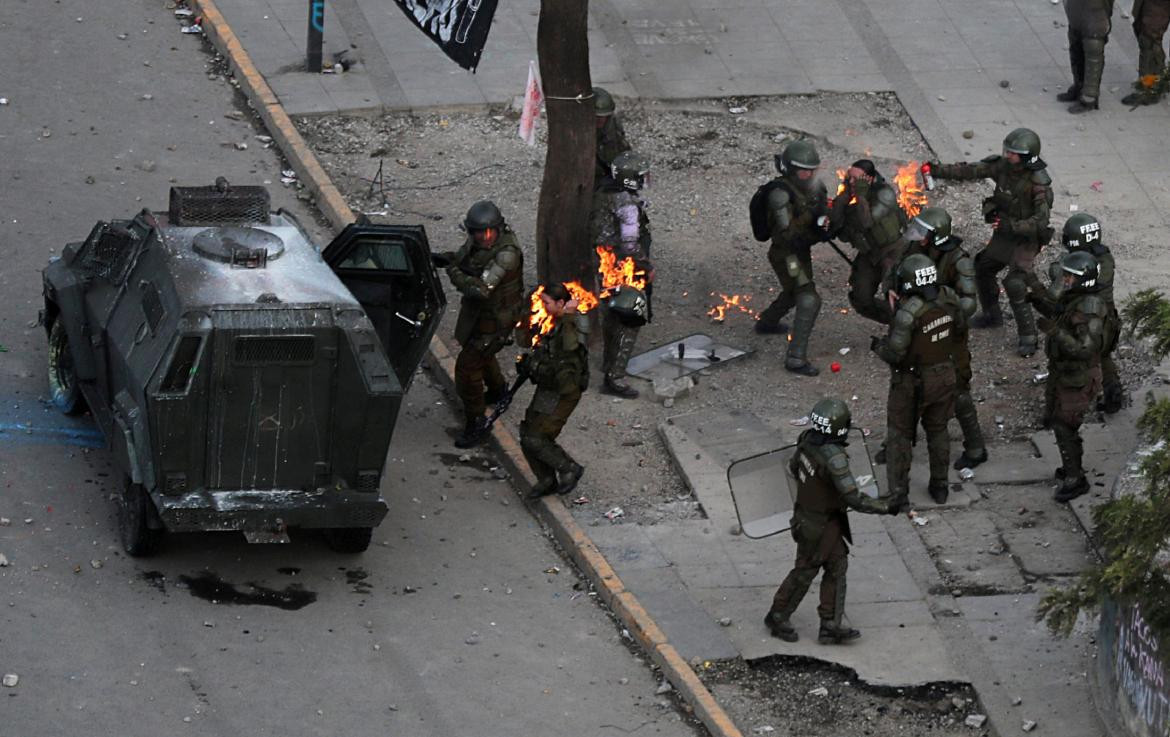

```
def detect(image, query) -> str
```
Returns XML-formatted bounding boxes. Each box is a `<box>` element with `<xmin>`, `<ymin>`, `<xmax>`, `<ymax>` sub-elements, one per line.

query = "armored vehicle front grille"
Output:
<box><xmin>355</xmin><ymin>471</ymin><xmax>381</xmax><ymax>493</ymax></box>
<box><xmin>169</xmin><ymin>184</ymin><xmax>270</xmax><ymax>226</ymax></box>
<box><xmin>234</xmin><ymin>335</ymin><xmax>315</xmax><ymax>365</ymax></box>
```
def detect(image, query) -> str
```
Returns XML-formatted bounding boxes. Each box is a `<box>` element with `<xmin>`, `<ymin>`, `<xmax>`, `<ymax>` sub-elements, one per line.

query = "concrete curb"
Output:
<box><xmin>190</xmin><ymin>3</ymin><xmax>743</xmax><ymax>735</ymax></box>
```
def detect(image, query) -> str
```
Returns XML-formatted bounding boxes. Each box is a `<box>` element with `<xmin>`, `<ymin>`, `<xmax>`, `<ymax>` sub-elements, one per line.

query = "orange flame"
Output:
<box><xmin>834</xmin><ymin>168</ymin><xmax>857</xmax><ymax>205</ymax></box>
<box><xmin>528</xmin><ymin>282</ymin><xmax>598</xmax><ymax>347</ymax></box>
<box><xmin>596</xmin><ymin>246</ymin><xmax>647</xmax><ymax>296</ymax></box>
<box><xmin>894</xmin><ymin>161</ymin><xmax>928</xmax><ymax>218</ymax></box>
<box><xmin>707</xmin><ymin>292</ymin><xmax>757</xmax><ymax>322</ymax></box>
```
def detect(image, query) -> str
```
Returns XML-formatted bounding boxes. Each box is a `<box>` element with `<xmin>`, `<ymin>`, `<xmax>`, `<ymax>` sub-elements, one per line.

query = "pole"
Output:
<box><xmin>307</xmin><ymin>0</ymin><xmax>324</xmax><ymax>73</ymax></box>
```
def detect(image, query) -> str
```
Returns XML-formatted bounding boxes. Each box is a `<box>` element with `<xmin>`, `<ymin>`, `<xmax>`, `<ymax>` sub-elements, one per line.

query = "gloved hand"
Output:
<box><xmin>995</xmin><ymin>216</ymin><xmax>1014</xmax><ymax>235</ymax></box>
<box><xmin>886</xmin><ymin>501</ymin><xmax>904</xmax><ymax>516</ymax></box>
<box><xmin>851</xmin><ymin>177</ymin><xmax>871</xmax><ymax>199</ymax></box>
<box><xmin>869</xmin><ymin>335</ymin><xmax>884</xmax><ymax>353</ymax></box>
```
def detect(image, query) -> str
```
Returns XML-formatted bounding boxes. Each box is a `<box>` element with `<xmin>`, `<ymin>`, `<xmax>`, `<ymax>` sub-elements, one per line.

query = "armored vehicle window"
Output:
<box><xmin>234</xmin><ymin>335</ymin><xmax>315</xmax><ymax>365</ymax></box>
<box><xmin>160</xmin><ymin>335</ymin><xmax>203</xmax><ymax>393</ymax></box>
<box><xmin>334</xmin><ymin>239</ymin><xmax>411</xmax><ymax>273</ymax></box>
<box><xmin>80</xmin><ymin>222</ymin><xmax>142</xmax><ymax>283</ymax></box>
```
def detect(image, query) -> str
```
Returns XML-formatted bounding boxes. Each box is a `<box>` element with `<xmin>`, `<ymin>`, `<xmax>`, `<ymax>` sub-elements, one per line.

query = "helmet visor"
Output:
<box><xmin>904</xmin><ymin>220</ymin><xmax>932</xmax><ymax>243</ymax></box>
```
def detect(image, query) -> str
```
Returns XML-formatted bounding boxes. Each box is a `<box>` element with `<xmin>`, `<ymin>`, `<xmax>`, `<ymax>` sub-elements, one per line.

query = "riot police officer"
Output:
<box><xmin>440</xmin><ymin>201</ymin><xmax>525</xmax><ymax>448</ymax></box>
<box><xmin>1029</xmin><ymin>252</ymin><xmax>1108</xmax><ymax>502</ymax></box>
<box><xmin>873</xmin><ymin>254</ymin><xmax>964</xmax><ymax>507</ymax></box>
<box><xmin>1060</xmin><ymin>0</ymin><xmax>1114</xmax><ymax>113</ymax></box>
<box><xmin>828</xmin><ymin>159</ymin><xmax>908</xmax><ymax>324</ymax></box>
<box><xmin>594</xmin><ymin>87</ymin><xmax>632</xmax><ymax>187</ymax></box>
<box><xmin>755</xmin><ymin>140</ymin><xmax>830</xmax><ymax>376</ymax></box>
<box><xmin>591</xmin><ymin>150</ymin><xmax>653</xmax><ymax>397</ymax></box>
<box><xmin>518</xmin><ymin>283</ymin><xmax>589</xmax><ymax>499</ymax></box>
<box><xmin>899</xmin><ymin>208</ymin><xmax>988</xmax><ymax>470</ymax></box>
<box><xmin>929</xmin><ymin>128</ymin><xmax>1054</xmax><ymax>358</ymax></box>
<box><xmin>764</xmin><ymin>398</ymin><xmax>900</xmax><ymax>645</ymax></box>
<box><xmin>1122</xmin><ymin>0</ymin><xmax>1170</xmax><ymax>106</ymax></box>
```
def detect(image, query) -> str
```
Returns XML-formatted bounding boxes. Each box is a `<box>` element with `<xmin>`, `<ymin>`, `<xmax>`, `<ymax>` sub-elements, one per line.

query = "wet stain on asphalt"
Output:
<box><xmin>343</xmin><ymin>567</ymin><xmax>372</xmax><ymax>595</ymax></box>
<box><xmin>178</xmin><ymin>571</ymin><xmax>317</xmax><ymax>610</ymax></box>
<box><xmin>140</xmin><ymin>570</ymin><xmax>167</xmax><ymax>594</ymax></box>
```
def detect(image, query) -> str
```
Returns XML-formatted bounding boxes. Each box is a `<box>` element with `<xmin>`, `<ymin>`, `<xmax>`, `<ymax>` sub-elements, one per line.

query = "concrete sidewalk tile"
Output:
<box><xmin>268</xmin><ymin>75</ymin><xmax>340</xmax><ymax>115</ymax></box>
<box><xmin>677</xmin><ymin>562</ymin><xmax>744</xmax><ymax>589</ymax></box>
<box><xmin>1000</xmin><ymin>525</ymin><xmax>1093</xmax><ymax>577</ymax></box>
<box><xmin>588</xmin><ymin>529</ymin><xmax>673</xmax><ymax>572</ymax></box>
<box><xmin>643</xmin><ymin>521</ymin><xmax>730</xmax><ymax>566</ymax></box>
<box><xmin>936</xmin><ymin>101</ymin><xmax>1020</xmax><ymax>124</ymax></box>
<box><xmin>843</xmin><ymin>555</ymin><xmax>924</xmax><ymax>604</ymax></box>
<box><xmin>691</xmin><ymin>8</ymin><xmax>782</xmax><ymax>43</ymax></box>
<box><xmin>902</xmin><ymin>51</ymin><xmax>982</xmax><ymax>73</ymax></box>
<box><xmin>401</xmin><ymin>83</ymin><xmax>487</xmax><ymax>108</ymax></box>
<box><xmin>807</xmin><ymin>73</ymin><xmax>891</xmax><ymax>94</ymax></box>
<box><xmin>733</xmin><ymin>559</ymin><xmax>791</xmax><ymax>588</ymax></box>
<box><xmin>325</xmin><ymin>87</ymin><xmax>382</xmax><ymax>113</ymax></box>
<box><xmin>1046</xmin><ymin>153</ymin><xmax>1140</xmax><ymax>178</ymax></box>
<box><xmin>617</xmin><ymin>569</ymin><xmax>740</xmax><ymax>661</ymax></box>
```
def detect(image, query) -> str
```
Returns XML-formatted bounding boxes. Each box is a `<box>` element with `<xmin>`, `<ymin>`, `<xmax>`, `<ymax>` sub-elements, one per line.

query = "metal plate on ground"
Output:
<box><xmin>727</xmin><ymin>429</ymin><xmax>880</xmax><ymax>539</ymax></box>
<box><xmin>625</xmin><ymin>334</ymin><xmax>749</xmax><ymax>383</ymax></box>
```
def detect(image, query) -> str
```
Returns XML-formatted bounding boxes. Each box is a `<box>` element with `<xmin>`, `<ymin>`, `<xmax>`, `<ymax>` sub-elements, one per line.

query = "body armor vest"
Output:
<box><xmin>907</xmin><ymin>300</ymin><xmax>957</xmax><ymax>367</ymax></box>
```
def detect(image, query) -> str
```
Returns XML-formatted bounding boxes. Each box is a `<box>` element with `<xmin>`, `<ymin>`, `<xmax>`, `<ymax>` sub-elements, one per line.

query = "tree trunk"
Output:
<box><xmin>535</xmin><ymin>0</ymin><xmax>593</xmax><ymax>285</ymax></box>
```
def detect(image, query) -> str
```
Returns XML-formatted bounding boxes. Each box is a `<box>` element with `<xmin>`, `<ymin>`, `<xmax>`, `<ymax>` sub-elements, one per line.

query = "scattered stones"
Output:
<box><xmin>1022</xmin><ymin>719</ymin><xmax>1037</xmax><ymax>732</ymax></box>
<box><xmin>2</xmin><ymin>674</ymin><xmax>18</xmax><ymax>688</ymax></box>
<box><xmin>718</xmin><ymin>617</ymin><xmax>733</xmax><ymax>627</ymax></box>
<box><xmin>962</xmin><ymin>130</ymin><xmax>975</xmax><ymax>139</ymax></box>
<box><xmin>90</xmin><ymin>559</ymin><xmax>102</xmax><ymax>569</ymax></box>
<box><xmin>655</xmin><ymin>681</ymin><xmax>673</xmax><ymax>694</ymax></box>
<box><xmin>1011</xmin><ymin>696</ymin><xmax>1023</xmax><ymax>706</ymax></box>
<box><xmin>653</xmin><ymin>376</ymin><xmax>693</xmax><ymax>401</ymax></box>
<box><xmin>0</xmin><ymin>554</ymin><xmax>7</xmax><ymax>567</ymax></box>
<box><xmin>137</xmin><ymin>160</ymin><xmax>157</xmax><ymax>173</ymax></box>
<box><xmin>965</xmin><ymin>714</ymin><xmax>987</xmax><ymax>728</ymax></box>
<box><xmin>999</xmin><ymin>80</ymin><xmax>1011</xmax><ymax>88</ymax></box>
<box><xmin>464</xmin><ymin>632</ymin><xmax>480</xmax><ymax>645</ymax></box>
<box><xmin>809</xmin><ymin>686</ymin><xmax>829</xmax><ymax>697</ymax></box>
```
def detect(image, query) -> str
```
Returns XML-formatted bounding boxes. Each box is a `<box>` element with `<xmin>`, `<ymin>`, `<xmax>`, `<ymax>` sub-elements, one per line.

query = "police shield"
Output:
<box><xmin>726</xmin><ymin>428</ymin><xmax>880</xmax><ymax>539</ymax></box>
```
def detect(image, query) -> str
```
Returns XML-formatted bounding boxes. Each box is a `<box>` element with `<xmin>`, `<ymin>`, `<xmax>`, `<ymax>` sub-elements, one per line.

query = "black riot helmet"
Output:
<box><xmin>904</xmin><ymin>207</ymin><xmax>955</xmax><ymax>251</ymax></box>
<box><xmin>464</xmin><ymin>200</ymin><xmax>505</xmax><ymax>231</ymax></box>
<box><xmin>611</xmin><ymin>151</ymin><xmax>651</xmax><ymax>192</ymax></box>
<box><xmin>1059</xmin><ymin>251</ymin><xmax>1100</xmax><ymax>293</ymax></box>
<box><xmin>896</xmin><ymin>253</ymin><xmax>939</xmax><ymax>297</ymax></box>
<box><xmin>810</xmin><ymin>398</ymin><xmax>851</xmax><ymax>440</ymax></box>
<box><xmin>1061</xmin><ymin>212</ymin><xmax>1102</xmax><ymax>251</ymax></box>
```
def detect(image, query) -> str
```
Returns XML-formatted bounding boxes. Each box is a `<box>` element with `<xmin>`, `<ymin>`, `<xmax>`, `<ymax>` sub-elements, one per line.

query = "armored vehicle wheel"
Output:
<box><xmin>119</xmin><ymin>478</ymin><xmax>163</xmax><ymax>557</ymax></box>
<box><xmin>324</xmin><ymin>527</ymin><xmax>373</xmax><ymax>553</ymax></box>
<box><xmin>47</xmin><ymin>320</ymin><xmax>86</xmax><ymax>415</ymax></box>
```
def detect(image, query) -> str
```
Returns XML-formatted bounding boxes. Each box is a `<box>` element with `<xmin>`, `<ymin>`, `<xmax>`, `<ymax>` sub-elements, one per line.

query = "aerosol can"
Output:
<box><xmin>920</xmin><ymin>162</ymin><xmax>937</xmax><ymax>192</ymax></box>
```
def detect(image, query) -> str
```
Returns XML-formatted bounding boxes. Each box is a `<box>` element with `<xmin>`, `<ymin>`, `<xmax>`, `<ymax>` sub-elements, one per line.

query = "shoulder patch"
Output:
<box><xmin>494</xmin><ymin>246</ymin><xmax>522</xmax><ymax>271</ymax></box>
<box><xmin>1031</xmin><ymin>168</ymin><xmax>1052</xmax><ymax>186</ymax></box>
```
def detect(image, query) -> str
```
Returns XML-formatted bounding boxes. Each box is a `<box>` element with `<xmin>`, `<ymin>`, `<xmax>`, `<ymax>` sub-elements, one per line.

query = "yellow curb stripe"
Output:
<box><xmin>194</xmin><ymin>5</ymin><xmax>743</xmax><ymax>734</ymax></box>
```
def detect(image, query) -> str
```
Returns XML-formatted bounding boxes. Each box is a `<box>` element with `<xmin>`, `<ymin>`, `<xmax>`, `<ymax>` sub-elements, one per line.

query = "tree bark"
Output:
<box><xmin>535</xmin><ymin>0</ymin><xmax>594</xmax><ymax>285</ymax></box>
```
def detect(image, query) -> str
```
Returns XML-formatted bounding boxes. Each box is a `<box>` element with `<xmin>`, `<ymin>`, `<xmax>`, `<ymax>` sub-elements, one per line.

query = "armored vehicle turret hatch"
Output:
<box><xmin>41</xmin><ymin>180</ymin><xmax>445</xmax><ymax>555</ymax></box>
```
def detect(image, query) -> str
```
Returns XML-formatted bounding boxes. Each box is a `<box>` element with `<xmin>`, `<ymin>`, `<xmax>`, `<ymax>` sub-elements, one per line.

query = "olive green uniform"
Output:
<box><xmin>591</xmin><ymin>183</ymin><xmax>652</xmax><ymax>384</ymax></box>
<box><xmin>446</xmin><ymin>231</ymin><xmax>525</xmax><ymax>425</ymax></box>
<box><xmin>901</xmin><ymin>241</ymin><xmax>985</xmax><ymax>459</ymax></box>
<box><xmin>1033</xmin><ymin>290</ymin><xmax>1107</xmax><ymax>487</ymax></box>
<box><xmin>1065</xmin><ymin>0</ymin><xmax>1115</xmax><ymax>105</ymax></box>
<box><xmin>519</xmin><ymin>317</ymin><xmax>589</xmax><ymax>489</ymax></box>
<box><xmin>758</xmin><ymin>178</ymin><xmax>830</xmax><ymax>367</ymax></box>
<box><xmin>829</xmin><ymin>178</ymin><xmax>907</xmax><ymax>324</ymax></box>
<box><xmin>1133</xmin><ymin>0</ymin><xmax>1170</xmax><ymax>80</ymax></box>
<box><xmin>767</xmin><ymin>430</ymin><xmax>889</xmax><ymax>628</ymax></box>
<box><xmin>934</xmin><ymin>157</ymin><xmax>1054</xmax><ymax>354</ymax></box>
<box><xmin>874</xmin><ymin>287</ymin><xmax>963</xmax><ymax>508</ymax></box>
<box><xmin>596</xmin><ymin>116</ymin><xmax>631</xmax><ymax>185</ymax></box>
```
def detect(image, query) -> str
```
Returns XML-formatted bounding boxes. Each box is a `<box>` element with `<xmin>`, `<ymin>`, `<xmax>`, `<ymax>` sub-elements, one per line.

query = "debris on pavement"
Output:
<box><xmin>2</xmin><ymin>674</ymin><xmax>18</xmax><ymax>688</ymax></box>
<box><xmin>0</xmin><ymin>554</ymin><xmax>8</xmax><ymax>567</ymax></box>
<box><xmin>180</xmin><ymin>24</ymin><xmax>203</xmax><ymax>34</ymax></box>
<box><xmin>1022</xmin><ymin>720</ymin><xmax>1037</xmax><ymax>732</ymax></box>
<box><xmin>789</xmin><ymin>416</ymin><xmax>810</xmax><ymax>427</ymax></box>
<box><xmin>808</xmin><ymin>686</ymin><xmax>829</xmax><ymax>697</ymax></box>
<box><xmin>728</xmin><ymin>106</ymin><xmax>749</xmax><ymax>114</ymax></box>
<box><xmin>751</xmin><ymin>727</ymin><xmax>775</xmax><ymax>735</ymax></box>
<box><xmin>543</xmin><ymin>566</ymin><xmax>560</xmax><ymax>575</ymax></box>
<box><xmin>655</xmin><ymin>681</ymin><xmax>673</xmax><ymax>695</ymax></box>
<box><xmin>959</xmin><ymin>467</ymin><xmax>975</xmax><ymax>481</ymax></box>
<box><xmin>604</xmin><ymin>506</ymin><xmax>625</xmax><ymax>521</ymax></box>
<box><xmin>965</xmin><ymin>714</ymin><xmax>987</xmax><ymax>728</ymax></box>
<box><xmin>571</xmin><ymin>496</ymin><xmax>589</xmax><ymax>505</ymax></box>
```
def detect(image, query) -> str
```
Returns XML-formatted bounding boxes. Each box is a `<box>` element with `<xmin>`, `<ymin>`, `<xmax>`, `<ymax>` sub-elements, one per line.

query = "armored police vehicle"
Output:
<box><xmin>42</xmin><ymin>179</ymin><xmax>445</xmax><ymax>555</ymax></box>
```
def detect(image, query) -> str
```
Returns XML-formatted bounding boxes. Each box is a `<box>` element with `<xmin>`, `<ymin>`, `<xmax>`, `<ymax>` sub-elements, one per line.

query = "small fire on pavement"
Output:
<box><xmin>528</xmin><ymin>282</ymin><xmax>598</xmax><ymax>347</ymax></box>
<box><xmin>707</xmin><ymin>292</ymin><xmax>757</xmax><ymax>322</ymax></box>
<box><xmin>596</xmin><ymin>246</ymin><xmax>647</xmax><ymax>296</ymax></box>
<box><xmin>894</xmin><ymin>161</ymin><xmax>928</xmax><ymax>217</ymax></box>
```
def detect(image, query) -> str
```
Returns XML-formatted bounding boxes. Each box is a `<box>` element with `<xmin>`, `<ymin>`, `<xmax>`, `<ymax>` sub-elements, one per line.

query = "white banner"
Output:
<box><xmin>518</xmin><ymin>60</ymin><xmax>543</xmax><ymax>146</ymax></box>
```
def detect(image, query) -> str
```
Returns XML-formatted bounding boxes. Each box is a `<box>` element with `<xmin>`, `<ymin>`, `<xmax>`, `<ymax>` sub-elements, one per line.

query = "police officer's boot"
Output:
<box><xmin>603</xmin><ymin>376</ymin><xmax>639</xmax><ymax>399</ymax></box>
<box><xmin>1056</xmin><ymin>85</ymin><xmax>1081</xmax><ymax>102</ymax></box>
<box><xmin>818</xmin><ymin>620</ymin><xmax>861</xmax><ymax>645</ymax></box>
<box><xmin>953</xmin><ymin>392</ymin><xmax>988</xmax><ymax>469</ymax></box>
<box><xmin>1070</xmin><ymin>39</ymin><xmax>1104</xmax><ymax>114</ymax></box>
<box><xmin>454</xmin><ymin>417</ymin><xmax>488</xmax><ymax>449</ymax></box>
<box><xmin>556</xmin><ymin>462</ymin><xmax>584</xmax><ymax>496</ymax></box>
<box><xmin>874</xmin><ymin>443</ymin><xmax>887</xmax><ymax>465</ymax></box>
<box><xmin>784</xmin><ymin>292</ymin><xmax>821</xmax><ymax>376</ymax></box>
<box><xmin>972</xmin><ymin>276</ymin><xmax>1004</xmax><ymax>328</ymax></box>
<box><xmin>764</xmin><ymin>611</ymin><xmax>798</xmax><ymax>642</ymax></box>
<box><xmin>1009</xmin><ymin>299</ymin><xmax>1038</xmax><ymax>357</ymax></box>
<box><xmin>484</xmin><ymin>384</ymin><xmax>506</xmax><ymax>406</ymax></box>
<box><xmin>1053</xmin><ymin>424</ymin><xmax>1089</xmax><ymax>502</ymax></box>
<box><xmin>928</xmin><ymin>479</ymin><xmax>949</xmax><ymax>505</ymax></box>
<box><xmin>525</xmin><ymin>476</ymin><xmax>557</xmax><ymax>501</ymax></box>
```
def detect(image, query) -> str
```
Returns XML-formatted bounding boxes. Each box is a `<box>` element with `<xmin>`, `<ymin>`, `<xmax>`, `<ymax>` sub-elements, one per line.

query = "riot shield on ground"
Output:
<box><xmin>727</xmin><ymin>429</ymin><xmax>880</xmax><ymax>539</ymax></box>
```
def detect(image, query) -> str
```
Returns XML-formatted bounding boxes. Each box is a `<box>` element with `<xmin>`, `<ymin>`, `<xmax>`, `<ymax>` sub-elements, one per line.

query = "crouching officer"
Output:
<box><xmin>828</xmin><ymin>159</ymin><xmax>908</xmax><ymax>324</ymax></box>
<box><xmin>439</xmin><ymin>201</ymin><xmax>525</xmax><ymax>448</ymax></box>
<box><xmin>755</xmin><ymin>140</ymin><xmax>830</xmax><ymax>376</ymax></box>
<box><xmin>928</xmin><ymin>128</ymin><xmax>1054</xmax><ymax>357</ymax></box>
<box><xmin>764</xmin><ymin>398</ymin><xmax>900</xmax><ymax>644</ymax></box>
<box><xmin>517</xmin><ymin>284</ymin><xmax>589</xmax><ymax>499</ymax></box>
<box><xmin>1029</xmin><ymin>252</ymin><xmax>1108</xmax><ymax>502</ymax></box>
<box><xmin>899</xmin><ymin>208</ymin><xmax>988</xmax><ymax>470</ymax></box>
<box><xmin>592</xmin><ymin>150</ymin><xmax>653</xmax><ymax>397</ymax></box>
<box><xmin>873</xmin><ymin>254</ymin><xmax>963</xmax><ymax>507</ymax></box>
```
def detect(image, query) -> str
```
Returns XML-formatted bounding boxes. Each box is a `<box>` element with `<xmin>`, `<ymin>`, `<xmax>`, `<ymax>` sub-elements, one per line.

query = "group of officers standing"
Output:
<box><xmin>428</xmin><ymin>92</ymin><xmax>1126</xmax><ymax>645</ymax></box>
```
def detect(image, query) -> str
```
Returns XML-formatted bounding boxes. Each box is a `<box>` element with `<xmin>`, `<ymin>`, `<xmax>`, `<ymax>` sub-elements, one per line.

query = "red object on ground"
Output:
<box><xmin>830</xmin><ymin>362</ymin><xmax>841</xmax><ymax>373</ymax></box>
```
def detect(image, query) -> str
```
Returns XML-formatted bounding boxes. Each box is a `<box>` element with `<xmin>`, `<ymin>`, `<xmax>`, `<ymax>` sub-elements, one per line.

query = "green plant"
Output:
<box><xmin>1038</xmin><ymin>291</ymin><xmax>1170</xmax><ymax>642</ymax></box>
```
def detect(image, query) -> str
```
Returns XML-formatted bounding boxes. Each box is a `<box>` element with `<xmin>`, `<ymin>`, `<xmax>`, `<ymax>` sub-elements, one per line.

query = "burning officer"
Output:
<box><xmin>927</xmin><ymin>128</ymin><xmax>1054</xmax><ymax>358</ymax></box>
<box><xmin>828</xmin><ymin>159</ymin><xmax>908</xmax><ymax>325</ymax></box>
<box><xmin>898</xmin><ymin>208</ymin><xmax>988</xmax><ymax>471</ymax></box>
<box><xmin>438</xmin><ymin>200</ymin><xmax>525</xmax><ymax>448</ymax></box>
<box><xmin>764</xmin><ymin>398</ymin><xmax>900</xmax><ymax>645</ymax></box>
<box><xmin>593</xmin><ymin>87</ymin><xmax>632</xmax><ymax>187</ymax></box>
<box><xmin>1028</xmin><ymin>252</ymin><xmax>1107</xmax><ymax>502</ymax></box>
<box><xmin>591</xmin><ymin>150</ymin><xmax>653</xmax><ymax>397</ymax></box>
<box><xmin>753</xmin><ymin>140</ymin><xmax>830</xmax><ymax>376</ymax></box>
<box><xmin>517</xmin><ymin>283</ymin><xmax>589</xmax><ymax>499</ymax></box>
<box><xmin>873</xmin><ymin>254</ymin><xmax>963</xmax><ymax>507</ymax></box>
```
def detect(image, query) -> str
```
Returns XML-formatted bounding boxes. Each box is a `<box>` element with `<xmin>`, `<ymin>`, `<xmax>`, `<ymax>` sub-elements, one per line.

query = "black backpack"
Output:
<box><xmin>749</xmin><ymin>178</ymin><xmax>788</xmax><ymax>242</ymax></box>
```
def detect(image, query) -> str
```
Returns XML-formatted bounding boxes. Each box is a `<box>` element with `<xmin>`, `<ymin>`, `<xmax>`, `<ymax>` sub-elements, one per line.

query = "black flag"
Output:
<box><xmin>391</xmin><ymin>0</ymin><xmax>499</xmax><ymax>71</ymax></box>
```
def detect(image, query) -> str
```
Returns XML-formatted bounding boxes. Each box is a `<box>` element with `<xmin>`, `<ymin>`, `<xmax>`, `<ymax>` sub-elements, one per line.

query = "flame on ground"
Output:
<box><xmin>597</xmin><ymin>246</ymin><xmax>647</xmax><ymax>296</ymax></box>
<box><xmin>707</xmin><ymin>292</ymin><xmax>757</xmax><ymax>322</ymax></box>
<box><xmin>528</xmin><ymin>282</ymin><xmax>598</xmax><ymax>346</ymax></box>
<box><xmin>894</xmin><ymin>161</ymin><xmax>928</xmax><ymax>218</ymax></box>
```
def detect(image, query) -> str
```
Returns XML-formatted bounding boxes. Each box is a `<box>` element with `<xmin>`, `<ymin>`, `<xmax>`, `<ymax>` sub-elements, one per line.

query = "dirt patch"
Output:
<box><xmin>296</xmin><ymin>93</ymin><xmax>1144</xmax><ymax>525</ymax></box>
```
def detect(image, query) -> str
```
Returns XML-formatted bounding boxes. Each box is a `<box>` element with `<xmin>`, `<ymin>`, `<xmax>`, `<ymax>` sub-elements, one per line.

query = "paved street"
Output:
<box><xmin>0</xmin><ymin>2</ymin><xmax>698</xmax><ymax>735</ymax></box>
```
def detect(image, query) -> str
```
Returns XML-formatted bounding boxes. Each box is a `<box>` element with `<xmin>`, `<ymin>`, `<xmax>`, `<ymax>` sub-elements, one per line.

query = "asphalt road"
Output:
<box><xmin>0</xmin><ymin>2</ymin><xmax>697</xmax><ymax>735</ymax></box>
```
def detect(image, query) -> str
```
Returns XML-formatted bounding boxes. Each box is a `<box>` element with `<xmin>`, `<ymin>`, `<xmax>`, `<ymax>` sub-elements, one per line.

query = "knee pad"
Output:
<box><xmin>795</xmin><ymin>289</ymin><xmax>822</xmax><ymax>315</ymax></box>
<box><xmin>1002</xmin><ymin>271</ymin><xmax>1028</xmax><ymax>301</ymax></box>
